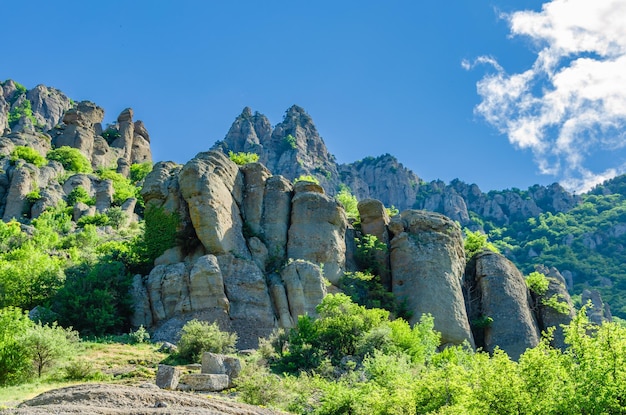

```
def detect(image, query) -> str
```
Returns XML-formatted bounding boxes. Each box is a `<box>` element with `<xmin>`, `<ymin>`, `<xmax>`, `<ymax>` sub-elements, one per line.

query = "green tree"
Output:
<box><xmin>464</xmin><ymin>228</ymin><xmax>499</xmax><ymax>259</ymax></box>
<box><xmin>336</xmin><ymin>187</ymin><xmax>359</xmax><ymax>220</ymax></box>
<box><xmin>0</xmin><ymin>307</ymin><xmax>33</xmax><ymax>386</ymax></box>
<box><xmin>23</xmin><ymin>322</ymin><xmax>79</xmax><ymax>377</ymax></box>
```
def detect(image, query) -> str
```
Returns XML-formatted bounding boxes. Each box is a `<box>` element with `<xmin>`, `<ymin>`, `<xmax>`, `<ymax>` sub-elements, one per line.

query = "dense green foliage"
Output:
<box><xmin>463</xmin><ymin>229</ymin><xmax>499</xmax><ymax>259</ymax></box>
<box><xmin>239</xmin><ymin>299</ymin><xmax>626</xmax><ymax>414</ymax></box>
<box><xmin>47</xmin><ymin>146</ymin><xmax>92</xmax><ymax>173</ymax></box>
<box><xmin>228</xmin><ymin>151</ymin><xmax>259</xmax><ymax>165</ymax></box>
<box><xmin>336</xmin><ymin>187</ymin><xmax>359</xmax><ymax>220</ymax></box>
<box><xmin>129</xmin><ymin>161</ymin><xmax>153</xmax><ymax>183</ymax></box>
<box><xmin>10</xmin><ymin>146</ymin><xmax>46</xmax><ymax>167</ymax></box>
<box><xmin>101</xmin><ymin>128</ymin><xmax>121</xmax><ymax>144</ymax></box>
<box><xmin>0</xmin><ymin>307</ymin><xmax>78</xmax><ymax>385</ymax></box>
<box><xmin>525</xmin><ymin>271</ymin><xmax>549</xmax><ymax>295</ymax></box>
<box><xmin>66</xmin><ymin>186</ymin><xmax>95</xmax><ymax>206</ymax></box>
<box><xmin>137</xmin><ymin>204</ymin><xmax>180</xmax><ymax>267</ymax></box>
<box><xmin>176</xmin><ymin>320</ymin><xmax>237</xmax><ymax>363</ymax></box>
<box><xmin>283</xmin><ymin>134</ymin><xmax>297</xmax><ymax>150</ymax></box>
<box><xmin>478</xmin><ymin>176</ymin><xmax>626</xmax><ymax>318</ymax></box>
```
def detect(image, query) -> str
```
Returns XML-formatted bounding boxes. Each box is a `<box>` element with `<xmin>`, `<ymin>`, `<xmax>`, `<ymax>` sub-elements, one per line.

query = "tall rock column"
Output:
<box><xmin>469</xmin><ymin>251</ymin><xmax>540</xmax><ymax>359</ymax></box>
<box><xmin>357</xmin><ymin>199</ymin><xmax>391</xmax><ymax>287</ymax></box>
<box><xmin>389</xmin><ymin>210</ymin><xmax>474</xmax><ymax>347</ymax></box>
<box><xmin>287</xmin><ymin>181</ymin><xmax>347</xmax><ymax>285</ymax></box>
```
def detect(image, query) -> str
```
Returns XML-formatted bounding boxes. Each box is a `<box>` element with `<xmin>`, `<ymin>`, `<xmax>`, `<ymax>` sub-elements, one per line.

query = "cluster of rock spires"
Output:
<box><xmin>0</xmin><ymin>80</ymin><xmax>151</xmax><ymax>221</ymax></box>
<box><xmin>0</xmin><ymin>79</ymin><xmax>612</xmax><ymax>360</ymax></box>
<box><xmin>132</xmin><ymin>148</ymin><xmax>602</xmax><ymax>359</ymax></box>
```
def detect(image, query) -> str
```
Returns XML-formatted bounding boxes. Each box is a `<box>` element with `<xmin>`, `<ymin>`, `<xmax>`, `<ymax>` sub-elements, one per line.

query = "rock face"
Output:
<box><xmin>466</xmin><ymin>251</ymin><xmax>540</xmax><ymax>360</ymax></box>
<box><xmin>388</xmin><ymin>210</ymin><xmax>474</xmax><ymax>347</ymax></box>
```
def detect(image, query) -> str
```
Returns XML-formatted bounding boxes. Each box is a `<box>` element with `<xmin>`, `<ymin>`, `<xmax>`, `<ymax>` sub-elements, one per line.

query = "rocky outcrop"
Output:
<box><xmin>415</xmin><ymin>179</ymin><xmax>581</xmax><ymax>226</ymax></box>
<box><xmin>388</xmin><ymin>210</ymin><xmax>474</xmax><ymax>347</ymax></box>
<box><xmin>533</xmin><ymin>265</ymin><xmax>575</xmax><ymax>350</ymax></box>
<box><xmin>581</xmin><ymin>288</ymin><xmax>612</xmax><ymax>325</ymax></box>
<box><xmin>213</xmin><ymin>106</ymin><xmax>423</xmax><ymax>209</ymax></box>
<box><xmin>467</xmin><ymin>251</ymin><xmax>540</xmax><ymax>360</ymax></box>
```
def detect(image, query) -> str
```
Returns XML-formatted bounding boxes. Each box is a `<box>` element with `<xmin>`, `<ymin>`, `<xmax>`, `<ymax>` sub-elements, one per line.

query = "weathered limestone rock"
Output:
<box><xmin>26</xmin><ymin>84</ymin><xmax>72</xmax><ymax>131</ymax></box>
<box><xmin>287</xmin><ymin>182</ymin><xmax>347</xmax><ymax>285</ymax></box>
<box><xmin>188</xmin><ymin>255</ymin><xmax>229</xmax><ymax>312</ymax></box>
<box><xmin>179</xmin><ymin>151</ymin><xmax>248</xmax><ymax>258</ymax></box>
<box><xmin>2</xmin><ymin>164</ymin><xmax>36</xmax><ymax>221</ymax></box>
<box><xmin>201</xmin><ymin>352</ymin><xmax>242</xmax><ymax>385</ymax></box>
<box><xmin>471</xmin><ymin>251</ymin><xmax>540</xmax><ymax>359</ymax></box>
<box><xmin>178</xmin><ymin>374</ymin><xmax>230</xmax><ymax>392</ymax></box>
<box><xmin>130</xmin><ymin>274</ymin><xmax>152</xmax><ymax>328</ymax></box>
<box><xmin>241</xmin><ymin>162</ymin><xmax>271</xmax><ymax>236</ymax></box>
<box><xmin>582</xmin><ymin>289</ymin><xmax>612</xmax><ymax>325</ymax></box>
<box><xmin>357</xmin><ymin>199</ymin><xmax>391</xmax><ymax>286</ymax></box>
<box><xmin>248</xmin><ymin>236</ymin><xmax>269</xmax><ymax>271</ymax></box>
<box><xmin>94</xmin><ymin>179</ymin><xmax>113</xmax><ymax>213</ymax></box>
<box><xmin>261</xmin><ymin>175</ymin><xmax>292</xmax><ymax>263</ymax></box>
<box><xmin>533</xmin><ymin>265</ymin><xmax>575</xmax><ymax>350</ymax></box>
<box><xmin>62</xmin><ymin>174</ymin><xmax>95</xmax><ymax>198</ymax></box>
<box><xmin>156</xmin><ymin>364</ymin><xmax>181</xmax><ymax>390</ymax></box>
<box><xmin>268</xmin><ymin>273</ymin><xmax>294</xmax><ymax>327</ymax></box>
<box><xmin>131</xmin><ymin>120</ymin><xmax>152</xmax><ymax>164</ymax></box>
<box><xmin>72</xmin><ymin>201</ymin><xmax>95</xmax><ymax>221</ymax></box>
<box><xmin>389</xmin><ymin>210</ymin><xmax>474</xmax><ymax>347</ymax></box>
<box><xmin>146</xmin><ymin>263</ymin><xmax>191</xmax><ymax>323</ymax></box>
<box><xmin>112</xmin><ymin>108</ymin><xmax>134</xmax><ymax>160</ymax></box>
<box><xmin>52</xmin><ymin>101</ymin><xmax>104</xmax><ymax>164</ymax></box>
<box><xmin>281</xmin><ymin>260</ymin><xmax>326</xmax><ymax>321</ymax></box>
<box><xmin>141</xmin><ymin>161</ymin><xmax>183</xmax><ymax>213</ymax></box>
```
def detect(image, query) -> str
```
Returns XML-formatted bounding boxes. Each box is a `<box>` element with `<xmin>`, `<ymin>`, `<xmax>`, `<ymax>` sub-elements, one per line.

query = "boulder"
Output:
<box><xmin>201</xmin><ymin>352</ymin><xmax>242</xmax><ymax>385</ymax></box>
<box><xmin>471</xmin><ymin>251</ymin><xmax>540</xmax><ymax>360</ymax></box>
<box><xmin>177</xmin><ymin>374</ymin><xmax>230</xmax><ymax>392</ymax></box>
<box><xmin>2</xmin><ymin>164</ymin><xmax>36</xmax><ymax>221</ymax></box>
<box><xmin>156</xmin><ymin>364</ymin><xmax>181</xmax><ymax>390</ymax></box>
<box><xmin>533</xmin><ymin>265</ymin><xmax>575</xmax><ymax>350</ymax></box>
<box><xmin>281</xmin><ymin>260</ymin><xmax>327</xmax><ymax>321</ymax></box>
<box><xmin>389</xmin><ymin>210</ymin><xmax>474</xmax><ymax>347</ymax></box>
<box><xmin>179</xmin><ymin>151</ymin><xmax>248</xmax><ymax>258</ymax></box>
<box><xmin>261</xmin><ymin>175</ymin><xmax>292</xmax><ymax>264</ymax></box>
<box><xmin>188</xmin><ymin>255</ymin><xmax>229</xmax><ymax>312</ymax></box>
<box><xmin>240</xmin><ymin>162</ymin><xmax>271</xmax><ymax>236</ymax></box>
<box><xmin>582</xmin><ymin>289</ymin><xmax>612</xmax><ymax>325</ymax></box>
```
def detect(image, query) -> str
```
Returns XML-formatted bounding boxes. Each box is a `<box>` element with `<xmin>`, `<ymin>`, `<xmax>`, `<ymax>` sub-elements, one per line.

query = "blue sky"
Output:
<box><xmin>4</xmin><ymin>1</ymin><xmax>625</xmax><ymax>192</ymax></box>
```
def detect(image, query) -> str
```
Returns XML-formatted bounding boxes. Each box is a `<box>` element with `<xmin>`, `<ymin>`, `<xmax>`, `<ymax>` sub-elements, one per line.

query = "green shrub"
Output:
<box><xmin>106</xmin><ymin>207</ymin><xmax>128</xmax><ymax>229</ymax></box>
<box><xmin>97</xmin><ymin>169</ymin><xmax>137</xmax><ymax>205</ymax></box>
<box><xmin>101</xmin><ymin>128</ymin><xmax>121</xmax><ymax>144</ymax></box>
<box><xmin>47</xmin><ymin>146</ymin><xmax>92</xmax><ymax>173</ymax></box>
<box><xmin>354</xmin><ymin>234</ymin><xmax>387</xmax><ymax>274</ymax></box>
<box><xmin>542</xmin><ymin>294</ymin><xmax>570</xmax><ymax>314</ymax></box>
<box><xmin>526</xmin><ymin>271</ymin><xmax>550</xmax><ymax>296</ymax></box>
<box><xmin>128</xmin><ymin>325</ymin><xmax>151</xmax><ymax>344</ymax></box>
<box><xmin>228</xmin><ymin>151</ymin><xmax>259</xmax><ymax>165</ymax></box>
<box><xmin>7</xmin><ymin>99</ymin><xmax>37</xmax><ymax>128</ymax></box>
<box><xmin>26</xmin><ymin>190</ymin><xmax>42</xmax><ymax>203</ymax></box>
<box><xmin>294</xmin><ymin>175</ymin><xmax>319</xmax><ymax>185</ymax></box>
<box><xmin>129</xmin><ymin>162</ymin><xmax>153</xmax><ymax>183</ymax></box>
<box><xmin>77</xmin><ymin>213</ymin><xmax>110</xmax><ymax>228</ymax></box>
<box><xmin>0</xmin><ymin>307</ymin><xmax>33</xmax><ymax>386</ymax></box>
<box><xmin>10</xmin><ymin>146</ymin><xmax>46</xmax><ymax>167</ymax></box>
<box><xmin>177</xmin><ymin>320</ymin><xmax>237</xmax><ymax>363</ymax></box>
<box><xmin>336</xmin><ymin>187</ymin><xmax>359</xmax><ymax>220</ymax></box>
<box><xmin>283</xmin><ymin>134</ymin><xmax>297</xmax><ymax>150</ymax></box>
<box><xmin>139</xmin><ymin>204</ymin><xmax>180</xmax><ymax>265</ymax></box>
<box><xmin>66</xmin><ymin>186</ymin><xmax>95</xmax><ymax>206</ymax></box>
<box><xmin>340</xmin><ymin>271</ymin><xmax>395</xmax><ymax>313</ymax></box>
<box><xmin>464</xmin><ymin>229</ymin><xmax>499</xmax><ymax>259</ymax></box>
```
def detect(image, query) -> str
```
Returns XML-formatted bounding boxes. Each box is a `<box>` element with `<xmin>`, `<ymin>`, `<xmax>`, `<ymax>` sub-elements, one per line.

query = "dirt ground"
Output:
<box><xmin>0</xmin><ymin>383</ymin><xmax>286</xmax><ymax>415</ymax></box>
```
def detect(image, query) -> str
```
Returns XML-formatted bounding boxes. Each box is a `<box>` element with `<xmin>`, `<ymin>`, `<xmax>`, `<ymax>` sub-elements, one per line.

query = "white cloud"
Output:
<box><xmin>472</xmin><ymin>0</ymin><xmax>626</xmax><ymax>191</ymax></box>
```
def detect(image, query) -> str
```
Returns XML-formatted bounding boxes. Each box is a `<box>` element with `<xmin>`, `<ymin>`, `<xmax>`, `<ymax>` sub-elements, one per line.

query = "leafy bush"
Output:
<box><xmin>177</xmin><ymin>320</ymin><xmax>237</xmax><ymax>363</ymax></box>
<box><xmin>137</xmin><ymin>204</ymin><xmax>180</xmax><ymax>266</ymax></box>
<box><xmin>26</xmin><ymin>190</ymin><xmax>42</xmax><ymax>203</ymax></box>
<box><xmin>340</xmin><ymin>271</ymin><xmax>395</xmax><ymax>313</ymax></box>
<box><xmin>7</xmin><ymin>99</ymin><xmax>37</xmax><ymax>128</ymax></box>
<box><xmin>66</xmin><ymin>186</ymin><xmax>95</xmax><ymax>206</ymax></box>
<box><xmin>97</xmin><ymin>169</ymin><xmax>137</xmax><ymax>205</ymax></box>
<box><xmin>10</xmin><ymin>146</ymin><xmax>46</xmax><ymax>167</ymax></box>
<box><xmin>294</xmin><ymin>175</ymin><xmax>319</xmax><ymax>185</ymax></box>
<box><xmin>336</xmin><ymin>187</ymin><xmax>359</xmax><ymax>220</ymax></box>
<box><xmin>526</xmin><ymin>271</ymin><xmax>549</xmax><ymax>295</ymax></box>
<box><xmin>77</xmin><ymin>213</ymin><xmax>110</xmax><ymax>228</ymax></box>
<box><xmin>106</xmin><ymin>206</ymin><xmax>128</xmax><ymax>229</ymax></box>
<box><xmin>128</xmin><ymin>325</ymin><xmax>151</xmax><ymax>344</ymax></box>
<box><xmin>129</xmin><ymin>162</ymin><xmax>153</xmax><ymax>183</ymax></box>
<box><xmin>228</xmin><ymin>151</ymin><xmax>259</xmax><ymax>165</ymax></box>
<box><xmin>0</xmin><ymin>307</ymin><xmax>33</xmax><ymax>386</ymax></box>
<box><xmin>283</xmin><ymin>134</ymin><xmax>297</xmax><ymax>150</ymax></box>
<box><xmin>354</xmin><ymin>234</ymin><xmax>387</xmax><ymax>274</ymax></box>
<box><xmin>542</xmin><ymin>294</ymin><xmax>570</xmax><ymax>314</ymax></box>
<box><xmin>101</xmin><ymin>128</ymin><xmax>121</xmax><ymax>144</ymax></box>
<box><xmin>54</xmin><ymin>259</ymin><xmax>134</xmax><ymax>336</ymax></box>
<box><xmin>464</xmin><ymin>228</ymin><xmax>499</xmax><ymax>259</ymax></box>
<box><xmin>47</xmin><ymin>146</ymin><xmax>92</xmax><ymax>173</ymax></box>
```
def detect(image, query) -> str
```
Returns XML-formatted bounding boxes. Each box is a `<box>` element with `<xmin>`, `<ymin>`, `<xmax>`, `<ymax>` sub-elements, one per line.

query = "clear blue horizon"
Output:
<box><xmin>4</xmin><ymin>0</ymin><xmax>625</xmax><ymax>193</ymax></box>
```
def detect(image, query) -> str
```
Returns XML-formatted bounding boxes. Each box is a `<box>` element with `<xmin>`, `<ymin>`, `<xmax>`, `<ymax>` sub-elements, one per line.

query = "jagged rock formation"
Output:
<box><xmin>415</xmin><ymin>179</ymin><xmax>581</xmax><ymax>227</ymax></box>
<box><xmin>0</xmin><ymin>80</ymin><xmax>152</xmax><ymax>222</ymax></box>
<box><xmin>213</xmin><ymin>106</ymin><xmax>420</xmax><ymax>209</ymax></box>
